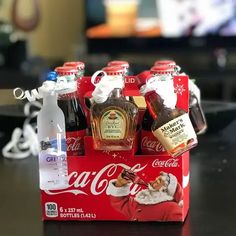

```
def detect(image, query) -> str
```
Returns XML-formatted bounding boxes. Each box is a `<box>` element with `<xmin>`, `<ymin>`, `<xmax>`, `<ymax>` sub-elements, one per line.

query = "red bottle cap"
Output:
<box><xmin>107</xmin><ymin>60</ymin><xmax>129</xmax><ymax>69</ymax></box>
<box><xmin>102</xmin><ymin>66</ymin><xmax>125</xmax><ymax>75</ymax></box>
<box><xmin>54</xmin><ymin>66</ymin><xmax>77</xmax><ymax>75</ymax></box>
<box><xmin>136</xmin><ymin>70</ymin><xmax>152</xmax><ymax>89</ymax></box>
<box><xmin>150</xmin><ymin>65</ymin><xmax>175</xmax><ymax>75</ymax></box>
<box><xmin>63</xmin><ymin>61</ymin><xmax>85</xmax><ymax>70</ymax></box>
<box><xmin>154</xmin><ymin>60</ymin><xmax>176</xmax><ymax>68</ymax></box>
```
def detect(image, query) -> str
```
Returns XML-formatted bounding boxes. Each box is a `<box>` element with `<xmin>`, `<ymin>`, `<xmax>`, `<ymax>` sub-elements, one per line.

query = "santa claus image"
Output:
<box><xmin>108</xmin><ymin>170</ymin><xmax>183</xmax><ymax>221</ymax></box>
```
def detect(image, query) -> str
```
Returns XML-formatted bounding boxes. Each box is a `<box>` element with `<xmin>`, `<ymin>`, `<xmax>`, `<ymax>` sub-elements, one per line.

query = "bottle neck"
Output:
<box><xmin>43</xmin><ymin>92</ymin><xmax>58</xmax><ymax>106</ymax></box>
<box><xmin>110</xmin><ymin>88</ymin><xmax>122</xmax><ymax>98</ymax></box>
<box><xmin>144</xmin><ymin>91</ymin><xmax>166</xmax><ymax>120</ymax></box>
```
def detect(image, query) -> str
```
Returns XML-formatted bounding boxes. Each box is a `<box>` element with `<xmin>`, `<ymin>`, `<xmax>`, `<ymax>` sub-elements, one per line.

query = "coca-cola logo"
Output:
<box><xmin>45</xmin><ymin>163</ymin><xmax>147</xmax><ymax>196</ymax></box>
<box><xmin>152</xmin><ymin>158</ymin><xmax>179</xmax><ymax>168</ymax></box>
<box><xmin>67</xmin><ymin>137</ymin><xmax>82</xmax><ymax>152</ymax></box>
<box><xmin>141</xmin><ymin>136</ymin><xmax>166</xmax><ymax>153</ymax></box>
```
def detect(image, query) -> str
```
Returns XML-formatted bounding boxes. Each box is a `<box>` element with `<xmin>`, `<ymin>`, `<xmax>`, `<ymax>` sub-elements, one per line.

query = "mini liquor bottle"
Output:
<box><xmin>37</xmin><ymin>72</ymin><xmax>68</xmax><ymax>190</ymax></box>
<box><xmin>90</xmin><ymin>66</ymin><xmax>139</xmax><ymax>150</ymax></box>
<box><xmin>137</xmin><ymin>67</ymin><xmax>174</xmax><ymax>155</ymax></box>
<box><xmin>154</xmin><ymin>59</ymin><xmax>207</xmax><ymax>135</ymax></box>
<box><xmin>139</xmin><ymin>65</ymin><xmax>198</xmax><ymax>157</ymax></box>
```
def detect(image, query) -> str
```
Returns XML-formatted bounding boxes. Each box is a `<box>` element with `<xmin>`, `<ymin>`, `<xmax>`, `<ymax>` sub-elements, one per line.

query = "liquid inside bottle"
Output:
<box><xmin>91</xmin><ymin>88</ymin><xmax>138</xmax><ymax>150</ymax></box>
<box><xmin>55</xmin><ymin>66</ymin><xmax>87</xmax><ymax>156</ymax></box>
<box><xmin>37</xmin><ymin>91</ymin><xmax>68</xmax><ymax>190</ymax></box>
<box><xmin>189</xmin><ymin>92</ymin><xmax>207</xmax><ymax>135</ymax></box>
<box><xmin>58</xmin><ymin>91</ymin><xmax>87</xmax><ymax>156</ymax></box>
<box><xmin>146</xmin><ymin>91</ymin><xmax>198</xmax><ymax>157</ymax></box>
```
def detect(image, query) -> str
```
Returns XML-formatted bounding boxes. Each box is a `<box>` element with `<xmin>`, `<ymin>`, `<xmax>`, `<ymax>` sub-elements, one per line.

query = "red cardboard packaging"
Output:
<box><xmin>40</xmin><ymin>75</ymin><xmax>190</xmax><ymax>222</ymax></box>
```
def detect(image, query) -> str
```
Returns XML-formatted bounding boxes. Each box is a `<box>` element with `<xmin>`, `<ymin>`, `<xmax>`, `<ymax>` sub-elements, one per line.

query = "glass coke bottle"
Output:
<box><xmin>55</xmin><ymin>66</ymin><xmax>87</xmax><ymax>156</ymax></box>
<box><xmin>137</xmin><ymin>66</ymin><xmax>174</xmax><ymax>155</ymax></box>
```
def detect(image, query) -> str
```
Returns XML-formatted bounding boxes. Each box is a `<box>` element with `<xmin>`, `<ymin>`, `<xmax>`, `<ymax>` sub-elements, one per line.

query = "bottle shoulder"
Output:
<box><xmin>38</xmin><ymin>105</ymin><xmax>65</xmax><ymax>120</ymax></box>
<box><xmin>91</xmin><ymin>97</ymin><xmax>138</xmax><ymax>115</ymax></box>
<box><xmin>152</xmin><ymin>108</ymin><xmax>186</xmax><ymax>130</ymax></box>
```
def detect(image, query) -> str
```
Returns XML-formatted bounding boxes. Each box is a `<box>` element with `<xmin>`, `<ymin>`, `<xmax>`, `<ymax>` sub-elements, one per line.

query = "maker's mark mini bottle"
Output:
<box><xmin>139</xmin><ymin>65</ymin><xmax>198</xmax><ymax>157</ymax></box>
<box><xmin>154</xmin><ymin>59</ymin><xmax>207</xmax><ymax>135</ymax></box>
<box><xmin>90</xmin><ymin>66</ymin><xmax>139</xmax><ymax>150</ymax></box>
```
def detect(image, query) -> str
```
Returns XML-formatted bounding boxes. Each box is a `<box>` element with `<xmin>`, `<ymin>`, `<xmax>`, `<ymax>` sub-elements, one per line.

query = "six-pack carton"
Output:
<box><xmin>40</xmin><ymin>74</ymin><xmax>190</xmax><ymax>222</ymax></box>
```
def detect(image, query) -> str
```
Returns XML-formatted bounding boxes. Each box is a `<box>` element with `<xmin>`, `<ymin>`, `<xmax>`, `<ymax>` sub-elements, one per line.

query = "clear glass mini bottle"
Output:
<box><xmin>37</xmin><ymin>72</ymin><xmax>68</xmax><ymax>190</ymax></box>
<box><xmin>90</xmin><ymin>66</ymin><xmax>139</xmax><ymax>150</ymax></box>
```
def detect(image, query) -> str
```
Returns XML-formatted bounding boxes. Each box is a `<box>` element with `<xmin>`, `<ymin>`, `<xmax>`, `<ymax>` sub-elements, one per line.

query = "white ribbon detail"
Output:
<box><xmin>91</xmin><ymin>70</ymin><xmax>124</xmax><ymax>104</ymax></box>
<box><xmin>2</xmin><ymin>101</ymin><xmax>42</xmax><ymax>159</ymax></box>
<box><xmin>140</xmin><ymin>74</ymin><xmax>177</xmax><ymax>109</ymax></box>
<box><xmin>13</xmin><ymin>76</ymin><xmax>76</xmax><ymax>103</ymax></box>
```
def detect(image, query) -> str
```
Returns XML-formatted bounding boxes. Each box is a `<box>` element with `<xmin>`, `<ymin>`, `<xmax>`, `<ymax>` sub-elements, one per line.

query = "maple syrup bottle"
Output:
<box><xmin>90</xmin><ymin>66</ymin><xmax>139</xmax><ymax>150</ymax></box>
<box><xmin>139</xmin><ymin>65</ymin><xmax>198</xmax><ymax>157</ymax></box>
<box><xmin>55</xmin><ymin>66</ymin><xmax>87</xmax><ymax>156</ymax></box>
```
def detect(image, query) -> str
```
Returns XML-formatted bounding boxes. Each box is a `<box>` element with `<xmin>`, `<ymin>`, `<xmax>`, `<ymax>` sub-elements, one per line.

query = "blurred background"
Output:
<box><xmin>1</xmin><ymin>0</ymin><xmax>236</xmax><ymax>137</ymax></box>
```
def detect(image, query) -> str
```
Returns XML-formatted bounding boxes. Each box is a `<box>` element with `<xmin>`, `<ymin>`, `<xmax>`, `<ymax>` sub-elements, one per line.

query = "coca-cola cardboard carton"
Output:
<box><xmin>40</xmin><ymin>74</ymin><xmax>190</xmax><ymax>222</ymax></box>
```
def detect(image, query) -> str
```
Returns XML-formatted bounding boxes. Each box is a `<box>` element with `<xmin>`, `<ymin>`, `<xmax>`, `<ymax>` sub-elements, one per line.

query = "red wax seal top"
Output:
<box><xmin>150</xmin><ymin>65</ymin><xmax>175</xmax><ymax>75</ymax></box>
<box><xmin>54</xmin><ymin>66</ymin><xmax>77</xmax><ymax>75</ymax></box>
<box><xmin>63</xmin><ymin>61</ymin><xmax>85</xmax><ymax>70</ymax></box>
<box><xmin>102</xmin><ymin>66</ymin><xmax>125</xmax><ymax>75</ymax></box>
<box><xmin>107</xmin><ymin>60</ymin><xmax>129</xmax><ymax>69</ymax></box>
<box><xmin>136</xmin><ymin>70</ymin><xmax>152</xmax><ymax>89</ymax></box>
<box><xmin>154</xmin><ymin>60</ymin><xmax>176</xmax><ymax>68</ymax></box>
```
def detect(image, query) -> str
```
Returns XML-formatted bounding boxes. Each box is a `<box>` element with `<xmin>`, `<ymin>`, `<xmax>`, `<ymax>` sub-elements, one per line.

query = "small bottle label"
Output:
<box><xmin>66</xmin><ymin>130</ymin><xmax>86</xmax><ymax>156</ymax></box>
<box><xmin>39</xmin><ymin>152</ymin><xmax>68</xmax><ymax>190</ymax></box>
<box><xmin>40</xmin><ymin>138</ymin><xmax>67</xmax><ymax>152</ymax></box>
<box><xmin>100</xmin><ymin>109</ymin><xmax>126</xmax><ymax>140</ymax></box>
<box><xmin>39</xmin><ymin>138</ymin><xmax>68</xmax><ymax>190</ymax></box>
<box><xmin>153</xmin><ymin>113</ymin><xmax>197</xmax><ymax>156</ymax></box>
